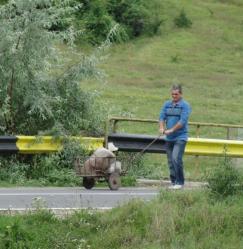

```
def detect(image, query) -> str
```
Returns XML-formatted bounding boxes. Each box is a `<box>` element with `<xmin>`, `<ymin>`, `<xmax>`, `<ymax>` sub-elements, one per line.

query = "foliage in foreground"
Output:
<box><xmin>0</xmin><ymin>0</ymin><xmax>106</xmax><ymax>136</ymax></box>
<box><xmin>0</xmin><ymin>140</ymin><xmax>91</xmax><ymax>186</ymax></box>
<box><xmin>206</xmin><ymin>156</ymin><xmax>243</xmax><ymax>199</ymax></box>
<box><xmin>0</xmin><ymin>190</ymin><xmax>243</xmax><ymax>248</ymax></box>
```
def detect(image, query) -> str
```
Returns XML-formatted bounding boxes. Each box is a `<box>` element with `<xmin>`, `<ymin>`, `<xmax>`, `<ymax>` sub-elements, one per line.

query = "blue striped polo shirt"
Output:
<box><xmin>159</xmin><ymin>99</ymin><xmax>191</xmax><ymax>141</ymax></box>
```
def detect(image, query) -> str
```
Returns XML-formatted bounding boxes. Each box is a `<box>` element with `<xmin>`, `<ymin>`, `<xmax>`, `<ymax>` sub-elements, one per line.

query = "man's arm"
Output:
<box><xmin>164</xmin><ymin>122</ymin><xmax>182</xmax><ymax>135</ymax></box>
<box><xmin>159</xmin><ymin>102</ymin><xmax>167</xmax><ymax>134</ymax></box>
<box><xmin>159</xmin><ymin>120</ymin><xmax>165</xmax><ymax>134</ymax></box>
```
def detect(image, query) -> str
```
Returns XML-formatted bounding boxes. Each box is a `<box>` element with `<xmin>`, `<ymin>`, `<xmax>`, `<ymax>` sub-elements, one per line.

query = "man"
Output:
<box><xmin>159</xmin><ymin>84</ymin><xmax>191</xmax><ymax>189</ymax></box>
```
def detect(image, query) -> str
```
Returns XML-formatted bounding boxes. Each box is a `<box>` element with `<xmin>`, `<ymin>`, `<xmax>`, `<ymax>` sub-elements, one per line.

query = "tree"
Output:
<box><xmin>0</xmin><ymin>0</ymin><xmax>106</xmax><ymax>136</ymax></box>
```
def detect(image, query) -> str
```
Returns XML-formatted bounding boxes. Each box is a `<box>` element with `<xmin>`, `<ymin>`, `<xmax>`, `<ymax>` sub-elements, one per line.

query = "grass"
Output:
<box><xmin>83</xmin><ymin>0</ymin><xmax>243</xmax><ymax>124</ymax></box>
<box><xmin>0</xmin><ymin>190</ymin><xmax>243</xmax><ymax>248</ymax></box>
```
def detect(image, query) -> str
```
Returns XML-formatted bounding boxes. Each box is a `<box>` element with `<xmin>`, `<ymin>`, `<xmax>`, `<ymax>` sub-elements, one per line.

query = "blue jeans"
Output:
<box><xmin>166</xmin><ymin>140</ymin><xmax>187</xmax><ymax>185</ymax></box>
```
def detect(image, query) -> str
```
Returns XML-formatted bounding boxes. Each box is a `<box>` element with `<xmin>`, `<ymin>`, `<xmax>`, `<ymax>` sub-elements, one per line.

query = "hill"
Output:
<box><xmin>83</xmin><ymin>0</ymin><xmax>243</xmax><ymax>127</ymax></box>
<box><xmin>79</xmin><ymin>0</ymin><xmax>243</xmax><ymax>180</ymax></box>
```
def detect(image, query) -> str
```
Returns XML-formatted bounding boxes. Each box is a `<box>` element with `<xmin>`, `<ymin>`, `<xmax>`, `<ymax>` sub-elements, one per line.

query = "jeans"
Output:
<box><xmin>166</xmin><ymin>140</ymin><xmax>187</xmax><ymax>185</ymax></box>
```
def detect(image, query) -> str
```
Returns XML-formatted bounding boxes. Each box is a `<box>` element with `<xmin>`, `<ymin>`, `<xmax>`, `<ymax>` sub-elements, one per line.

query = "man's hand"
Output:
<box><xmin>164</xmin><ymin>128</ymin><xmax>174</xmax><ymax>135</ymax></box>
<box><xmin>159</xmin><ymin>128</ymin><xmax>165</xmax><ymax>134</ymax></box>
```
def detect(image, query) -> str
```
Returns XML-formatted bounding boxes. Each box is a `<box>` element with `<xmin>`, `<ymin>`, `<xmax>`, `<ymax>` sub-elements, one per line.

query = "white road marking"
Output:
<box><xmin>0</xmin><ymin>207</ymin><xmax>113</xmax><ymax>211</ymax></box>
<box><xmin>0</xmin><ymin>192</ymin><xmax>158</xmax><ymax>196</ymax></box>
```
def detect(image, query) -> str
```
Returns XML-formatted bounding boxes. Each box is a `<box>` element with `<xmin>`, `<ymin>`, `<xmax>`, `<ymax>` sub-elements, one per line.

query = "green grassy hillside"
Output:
<box><xmin>81</xmin><ymin>0</ymin><xmax>243</xmax><ymax>180</ymax></box>
<box><xmin>84</xmin><ymin>0</ymin><xmax>243</xmax><ymax>128</ymax></box>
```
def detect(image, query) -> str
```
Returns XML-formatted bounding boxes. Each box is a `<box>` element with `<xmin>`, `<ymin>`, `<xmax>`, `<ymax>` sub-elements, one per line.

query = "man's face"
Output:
<box><xmin>171</xmin><ymin>89</ymin><xmax>182</xmax><ymax>103</ymax></box>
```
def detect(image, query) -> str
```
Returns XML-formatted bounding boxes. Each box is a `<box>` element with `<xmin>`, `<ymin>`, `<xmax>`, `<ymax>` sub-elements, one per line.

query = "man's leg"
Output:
<box><xmin>166</xmin><ymin>141</ymin><xmax>176</xmax><ymax>184</ymax></box>
<box><xmin>172</xmin><ymin>140</ymin><xmax>187</xmax><ymax>185</ymax></box>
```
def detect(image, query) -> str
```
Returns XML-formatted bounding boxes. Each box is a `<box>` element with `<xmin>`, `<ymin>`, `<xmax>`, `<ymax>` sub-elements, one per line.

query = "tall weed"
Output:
<box><xmin>0</xmin><ymin>140</ymin><xmax>89</xmax><ymax>186</ymax></box>
<box><xmin>174</xmin><ymin>9</ymin><xmax>192</xmax><ymax>28</ymax></box>
<box><xmin>116</xmin><ymin>151</ymin><xmax>144</xmax><ymax>176</ymax></box>
<box><xmin>206</xmin><ymin>156</ymin><xmax>241</xmax><ymax>199</ymax></box>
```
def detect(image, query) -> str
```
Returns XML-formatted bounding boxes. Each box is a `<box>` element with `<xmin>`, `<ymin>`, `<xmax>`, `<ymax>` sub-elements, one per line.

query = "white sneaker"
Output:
<box><xmin>173</xmin><ymin>184</ymin><xmax>183</xmax><ymax>189</ymax></box>
<box><xmin>168</xmin><ymin>184</ymin><xmax>183</xmax><ymax>190</ymax></box>
<box><xmin>168</xmin><ymin>185</ymin><xmax>176</xmax><ymax>189</ymax></box>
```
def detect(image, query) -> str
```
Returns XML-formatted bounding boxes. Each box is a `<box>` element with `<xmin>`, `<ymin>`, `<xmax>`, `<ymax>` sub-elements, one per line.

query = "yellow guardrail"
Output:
<box><xmin>14</xmin><ymin>135</ymin><xmax>243</xmax><ymax>158</ymax></box>
<box><xmin>186</xmin><ymin>138</ymin><xmax>243</xmax><ymax>158</ymax></box>
<box><xmin>106</xmin><ymin>117</ymin><xmax>243</xmax><ymax>158</ymax></box>
<box><xmin>16</xmin><ymin>136</ymin><xmax>104</xmax><ymax>154</ymax></box>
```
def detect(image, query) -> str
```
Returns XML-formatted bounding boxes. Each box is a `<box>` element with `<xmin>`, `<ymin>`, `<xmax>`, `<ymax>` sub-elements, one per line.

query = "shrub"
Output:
<box><xmin>107</xmin><ymin>0</ymin><xmax>145</xmax><ymax>37</ymax></box>
<box><xmin>1</xmin><ymin>221</ymin><xmax>32</xmax><ymax>248</ymax></box>
<box><xmin>75</xmin><ymin>0</ymin><xmax>164</xmax><ymax>44</ymax></box>
<box><xmin>0</xmin><ymin>156</ymin><xmax>30</xmax><ymax>184</ymax></box>
<box><xmin>29</xmin><ymin>140</ymin><xmax>90</xmax><ymax>185</ymax></box>
<box><xmin>76</xmin><ymin>0</ymin><xmax>116</xmax><ymax>44</ymax></box>
<box><xmin>0</xmin><ymin>0</ymin><xmax>106</xmax><ymax>136</ymax></box>
<box><xmin>121</xmin><ymin>175</ymin><xmax>137</xmax><ymax>186</ymax></box>
<box><xmin>116</xmin><ymin>151</ymin><xmax>146</xmax><ymax>177</ymax></box>
<box><xmin>44</xmin><ymin>168</ymin><xmax>80</xmax><ymax>186</ymax></box>
<box><xmin>107</xmin><ymin>0</ymin><xmax>164</xmax><ymax>38</ymax></box>
<box><xmin>0</xmin><ymin>0</ymin><xmax>7</xmax><ymax>5</ymax></box>
<box><xmin>174</xmin><ymin>9</ymin><xmax>192</xmax><ymax>28</ymax></box>
<box><xmin>140</xmin><ymin>0</ymin><xmax>165</xmax><ymax>35</ymax></box>
<box><xmin>0</xmin><ymin>140</ymin><xmax>90</xmax><ymax>186</ymax></box>
<box><xmin>206</xmin><ymin>156</ymin><xmax>241</xmax><ymax>199</ymax></box>
<box><xmin>56</xmin><ymin>139</ymin><xmax>90</xmax><ymax>169</ymax></box>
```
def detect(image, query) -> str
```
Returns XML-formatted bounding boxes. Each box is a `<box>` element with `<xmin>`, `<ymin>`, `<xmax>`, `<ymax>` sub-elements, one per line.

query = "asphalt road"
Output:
<box><xmin>0</xmin><ymin>187</ymin><xmax>159</xmax><ymax>211</ymax></box>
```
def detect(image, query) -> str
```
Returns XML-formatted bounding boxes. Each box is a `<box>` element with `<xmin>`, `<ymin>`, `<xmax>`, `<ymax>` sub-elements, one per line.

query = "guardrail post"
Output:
<box><xmin>104</xmin><ymin>119</ymin><xmax>109</xmax><ymax>148</ymax></box>
<box><xmin>195</xmin><ymin>124</ymin><xmax>200</xmax><ymax>171</ymax></box>
<box><xmin>113</xmin><ymin>120</ymin><xmax>118</xmax><ymax>133</ymax></box>
<box><xmin>196</xmin><ymin>124</ymin><xmax>200</xmax><ymax>138</ymax></box>
<box><xmin>226</xmin><ymin>127</ymin><xmax>230</xmax><ymax>140</ymax></box>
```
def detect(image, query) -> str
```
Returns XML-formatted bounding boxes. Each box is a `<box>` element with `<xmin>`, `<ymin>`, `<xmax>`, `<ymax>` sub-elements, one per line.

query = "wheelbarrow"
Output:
<box><xmin>74</xmin><ymin>155</ymin><xmax>122</xmax><ymax>190</ymax></box>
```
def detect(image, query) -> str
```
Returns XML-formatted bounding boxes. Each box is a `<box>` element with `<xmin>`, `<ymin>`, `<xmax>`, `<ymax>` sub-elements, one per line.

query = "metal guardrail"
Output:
<box><xmin>0</xmin><ymin>136</ymin><xmax>104</xmax><ymax>154</ymax></box>
<box><xmin>17</xmin><ymin>136</ymin><xmax>104</xmax><ymax>154</ymax></box>
<box><xmin>105</xmin><ymin>117</ymin><xmax>243</xmax><ymax>158</ymax></box>
<box><xmin>108</xmin><ymin>133</ymin><xmax>166</xmax><ymax>153</ymax></box>
<box><xmin>0</xmin><ymin>117</ymin><xmax>243</xmax><ymax>157</ymax></box>
<box><xmin>107</xmin><ymin>116</ymin><xmax>243</xmax><ymax>140</ymax></box>
<box><xmin>186</xmin><ymin>138</ymin><xmax>243</xmax><ymax>157</ymax></box>
<box><xmin>0</xmin><ymin>136</ymin><xmax>18</xmax><ymax>154</ymax></box>
<box><xmin>107</xmin><ymin>133</ymin><xmax>243</xmax><ymax>158</ymax></box>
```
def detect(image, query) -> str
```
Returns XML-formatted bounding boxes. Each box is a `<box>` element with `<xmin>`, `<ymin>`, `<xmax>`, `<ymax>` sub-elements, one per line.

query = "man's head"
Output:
<box><xmin>171</xmin><ymin>84</ymin><xmax>182</xmax><ymax>103</ymax></box>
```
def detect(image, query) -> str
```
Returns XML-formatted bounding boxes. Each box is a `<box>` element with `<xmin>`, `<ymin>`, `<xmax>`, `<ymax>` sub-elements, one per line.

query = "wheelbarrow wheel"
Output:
<box><xmin>83</xmin><ymin>177</ymin><xmax>95</xmax><ymax>189</ymax></box>
<box><xmin>108</xmin><ymin>173</ymin><xmax>121</xmax><ymax>190</ymax></box>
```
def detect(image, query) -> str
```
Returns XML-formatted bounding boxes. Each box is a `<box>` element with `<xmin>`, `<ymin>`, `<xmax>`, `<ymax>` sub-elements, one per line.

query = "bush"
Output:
<box><xmin>0</xmin><ymin>140</ymin><xmax>89</xmax><ymax>186</ymax></box>
<box><xmin>0</xmin><ymin>0</ymin><xmax>107</xmax><ymax>136</ymax></box>
<box><xmin>121</xmin><ymin>175</ymin><xmax>137</xmax><ymax>186</ymax></box>
<box><xmin>32</xmin><ymin>141</ymin><xmax>90</xmax><ymax>186</ymax></box>
<box><xmin>75</xmin><ymin>0</ymin><xmax>164</xmax><ymax>44</ymax></box>
<box><xmin>0</xmin><ymin>0</ymin><xmax>7</xmax><ymax>5</ymax></box>
<box><xmin>206</xmin><ymin>156</ymin><xmax>241</xmax><ymax>199</ymax></box>
<box><xmin>174</xmin><ymin>9</ymin><xmax>192</xmax><ymax>28</ymax></box>
<box><xmin>116</xmin><ymin>151</ymin><xmax>146</xmax><ymax>177</ymax></box>
<box><xmin>107</xmin><ymin>0</ymin><xmax>164</xmax><ymax>38</ymax></box>
<box><xmin>56</xmin><ymin>139</ymin><xmax>90</xmax><ymax>168</ymax></box>
<box><xmin>44</xmin><ymin>168</ymin><xmax>80</xmax><ymax>186</ymax></box>
<box><xmin>0</xmin><ymin>156</ymin><xmax>30</xmax><ymax>184</ymax></box>
<box><xmin>1</xmin><ymin>221</ymin><xmax>32</xmax><ymax>248</ymax></box>
<box><xmin>76</xmin><ymin>0</ymin><xmax>117</xmax><ymax>44</ymax></box>
<box><xmin>107</xmin><ymin>0</ymin><xmax>145</xmax><ymax>37</ymax></box>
